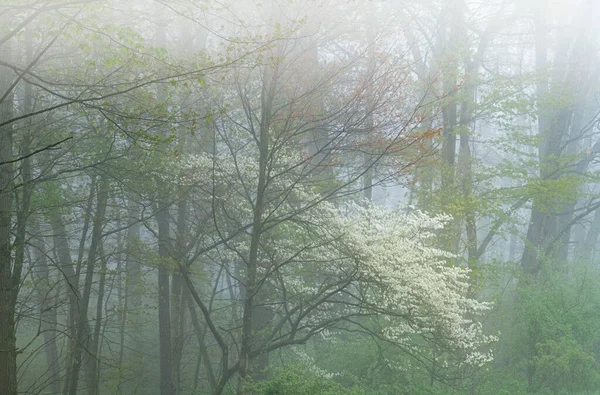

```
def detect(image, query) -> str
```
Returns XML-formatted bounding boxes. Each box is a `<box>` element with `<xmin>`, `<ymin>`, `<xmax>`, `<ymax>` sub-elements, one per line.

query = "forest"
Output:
<box><xmin>1</xmin><ymin>0</ymin><xmax>600</xmax><ymax>394</ymax></box>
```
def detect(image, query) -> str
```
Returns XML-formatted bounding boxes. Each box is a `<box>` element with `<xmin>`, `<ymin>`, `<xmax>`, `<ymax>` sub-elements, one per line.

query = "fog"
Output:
<box><xmin>1</xmin><ymin>0</ymin><xmax>600</xmax><ymax>394</ymax></box>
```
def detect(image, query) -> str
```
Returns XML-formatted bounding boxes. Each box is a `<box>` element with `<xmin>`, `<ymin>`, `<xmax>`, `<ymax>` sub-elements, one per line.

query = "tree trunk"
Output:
<box><xmin>521</xmin><ymin>1</ymin><xmax>592</xmax><ymax>273</ymax></box>
<box><xmin>125</xmin><ymin>199</ymin><xmax>142</xmax><ymax>339</ymax></box>
<box><xmin>440</xmin><ymin>0</ymin><xmax>462</xmax><ymax>195</ymax></box>
<box><xmin>0</xmin><ymin>38</ymin><xmax>33</xmax><ymax>395</ymax></box>
<box><xmin>87</xmin><ymin>244</ymin><xmax>108</xmax><ymax>395</ymax></box>
<box><xmin>66</xmin><ymin>175</ymin><xmax>109</xmax><ymax>395</ymax></box>
<box><xmin>157</xmin><ymin>199</ymin><xmax>175</xmax><ymax>395</ymax></box>
<box><xmin>171</xmin><ymin>197</ymin><xmax>188</xmax><ymax>393</ymax></box>
<box><xmin>154</xmin><ymin>8</ymin><xmax>176</xmax><ymax>392</ymax></box>
<box><xmin>439</xmin><ymin>0</ymin><xmax>463</xmax><ymax>256</ymax></box>
<box><xmin>187</xmin><ymin>289</ymin><xmax>217</xmax><ymax>391</ymax></box>
<box><xmin>0</xmin><ymin>275</ymin><xmax>17</xmax><ymax>395</ymax></box>
<box><xmin>50</xmin><ymin>211</ymin><xmax>79</xmax><ymax>394</ymax></box>
<box><xmin>237</xmin><ymin>52</ymin><xmax>280</xmax><ymax>394</ymax></box>
<box><xmin>32</xmin><ymin>226</ymin><xmax>61</xmax><ymax>394</ymax></box>
<box><xmin>57</xmin><ymin>173</ymin><xmax>97</xmax><ymax>395</ymax></box>
<box><xmin>521</xmin><ymin>5</ymin><xmax>553</xmax><ymax>275</ymax></box>
<box><xmin>0</xmin><ymin>39</ymin><xmax>17</xmax><ymax>395</ymax></box>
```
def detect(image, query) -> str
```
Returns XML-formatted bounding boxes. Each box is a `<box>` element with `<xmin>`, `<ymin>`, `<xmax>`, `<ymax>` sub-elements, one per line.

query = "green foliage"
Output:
<box><xmin>307</xmin><ymin>335</ymin><xmax>449</xmax><ymax>395</ymax></box>
<box><xmin>245</xmin><ymin>364</ymin><xmax>365</xmax><ymax>395</ymax></box>
<box><xmin>530</xmin><ymin>336</ymin><xmax>599</xmax><ymax>394</ymax></box>
<box><xmin>476</xmin><ymin>367</ymin><xmax>529</xmax><ymax>395</ymax></box>
<box><xmin>487</xmin><ymin>263</ymin><xmax>600</xmax><ymax>394</ymax></box>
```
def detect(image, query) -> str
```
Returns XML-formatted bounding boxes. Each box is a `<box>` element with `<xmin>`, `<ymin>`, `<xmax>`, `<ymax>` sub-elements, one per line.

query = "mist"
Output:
<box><xmin>1</xmin><ymin>0</ymin><xmax>600</xmax><ymax>394</ymax></box>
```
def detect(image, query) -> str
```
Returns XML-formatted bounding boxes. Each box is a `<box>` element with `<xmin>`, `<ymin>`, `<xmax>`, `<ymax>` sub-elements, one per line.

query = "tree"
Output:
<box><xmin>146</xmin><ymin>4</ymin><xmax>497</xmax><ymax>391</ymax></box>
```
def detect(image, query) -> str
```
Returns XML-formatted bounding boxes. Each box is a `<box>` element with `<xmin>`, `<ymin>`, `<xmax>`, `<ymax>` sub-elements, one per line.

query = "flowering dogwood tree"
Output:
<box><xmin>163</xmin><ymin>147</ymin><xmax>496</xmax><ymax>393</ymax></box>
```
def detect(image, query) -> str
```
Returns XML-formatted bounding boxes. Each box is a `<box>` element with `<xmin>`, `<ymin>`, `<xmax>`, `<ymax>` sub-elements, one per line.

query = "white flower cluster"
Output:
<box><xmin>292</xmin><ymin>348</ymin><xmax>340</xmax><ymax>380</ymax></box>
<box><xmin>339</xmin><ymin>203</ymin><xmax>496</xmax><ymax>364</ymax></box>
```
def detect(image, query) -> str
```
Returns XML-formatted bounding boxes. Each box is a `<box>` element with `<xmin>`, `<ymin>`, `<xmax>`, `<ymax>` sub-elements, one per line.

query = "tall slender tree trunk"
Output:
<box><xmin>521</xmin><ymin>4</ymin><xmax>552</xmax><ymax>275</ymax></box>
<box><xmin>50</xmin><ymin>211</ymin><xmax>79</xmax><ymax>394</ymax></box>
<box><xmin>67</xmin><ymin>176</ymin><xmax>109</xmax><ymax>395</ymax></box>
<box><xmin>157</xmin><ymin>199</ymin><xmax>175</xmax><ymax>395</ymax></box>
<box><xmin>551</xmin><ymin>17</ymin><xmax>595</xmax><ymax>264</ymax></box>
<box><xmin>0</xmin><ymin>40</ymin><xmax>33</xmax><ymax>395</ymax></box>
<box><xmin>125</xmin><ymin>199</ymin><xmax>142</xmax><ymax>338</ymax></box>
<box><xmin>113</xmin><ymin>198</ymin><xmax>143</xmax><ymax>393</ymax></box>
<box><xmin>439</xmin><ymin>0</ymin><xmax>463</xmax><ymax>256</ymax></box>
<box><xmin>59</xmin><ymin>173</ymin><xmax>98</xmax><ymax>395</ymax></box>
<box><xmin>0</xmin><ymin>39</ymin><xmax>18</xmax><ymax>395</ymax></box>
<box><xmin>154</xmin><ymin>7</ymin><xmax>175</xmax><ymax>393</ymax></box>
<box><xmin>237</xmin><ymin>52</ymin><xmax>280</xmax><ymax>394</ymax></box>
<box><xmin>87</xmin><ymin>244</ymin><xmax>108</xmax><ymax>395</ymax></box>
<box><xmin>32</xmin><ymin>226</ymin><xmax>61</xmax><ymax>394</ymax></box>
<box><xmin>521</xmin><ymin>0</ymin><xmax>592</xmax><ymax>273</ymax></box>
<box><xmin>187</xmin><ymin>291</ymin><xmax>217</xmax><ymax>391</ymax></box>
<box><xmin>171</xmin><ymin>196</ymin><xmax>188</xmax><ymax>393</ymax></box>
<box><xmin>440</xmin><ymin>0</ymin><xmax>462</xmax><ymax>195</ymax></box>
